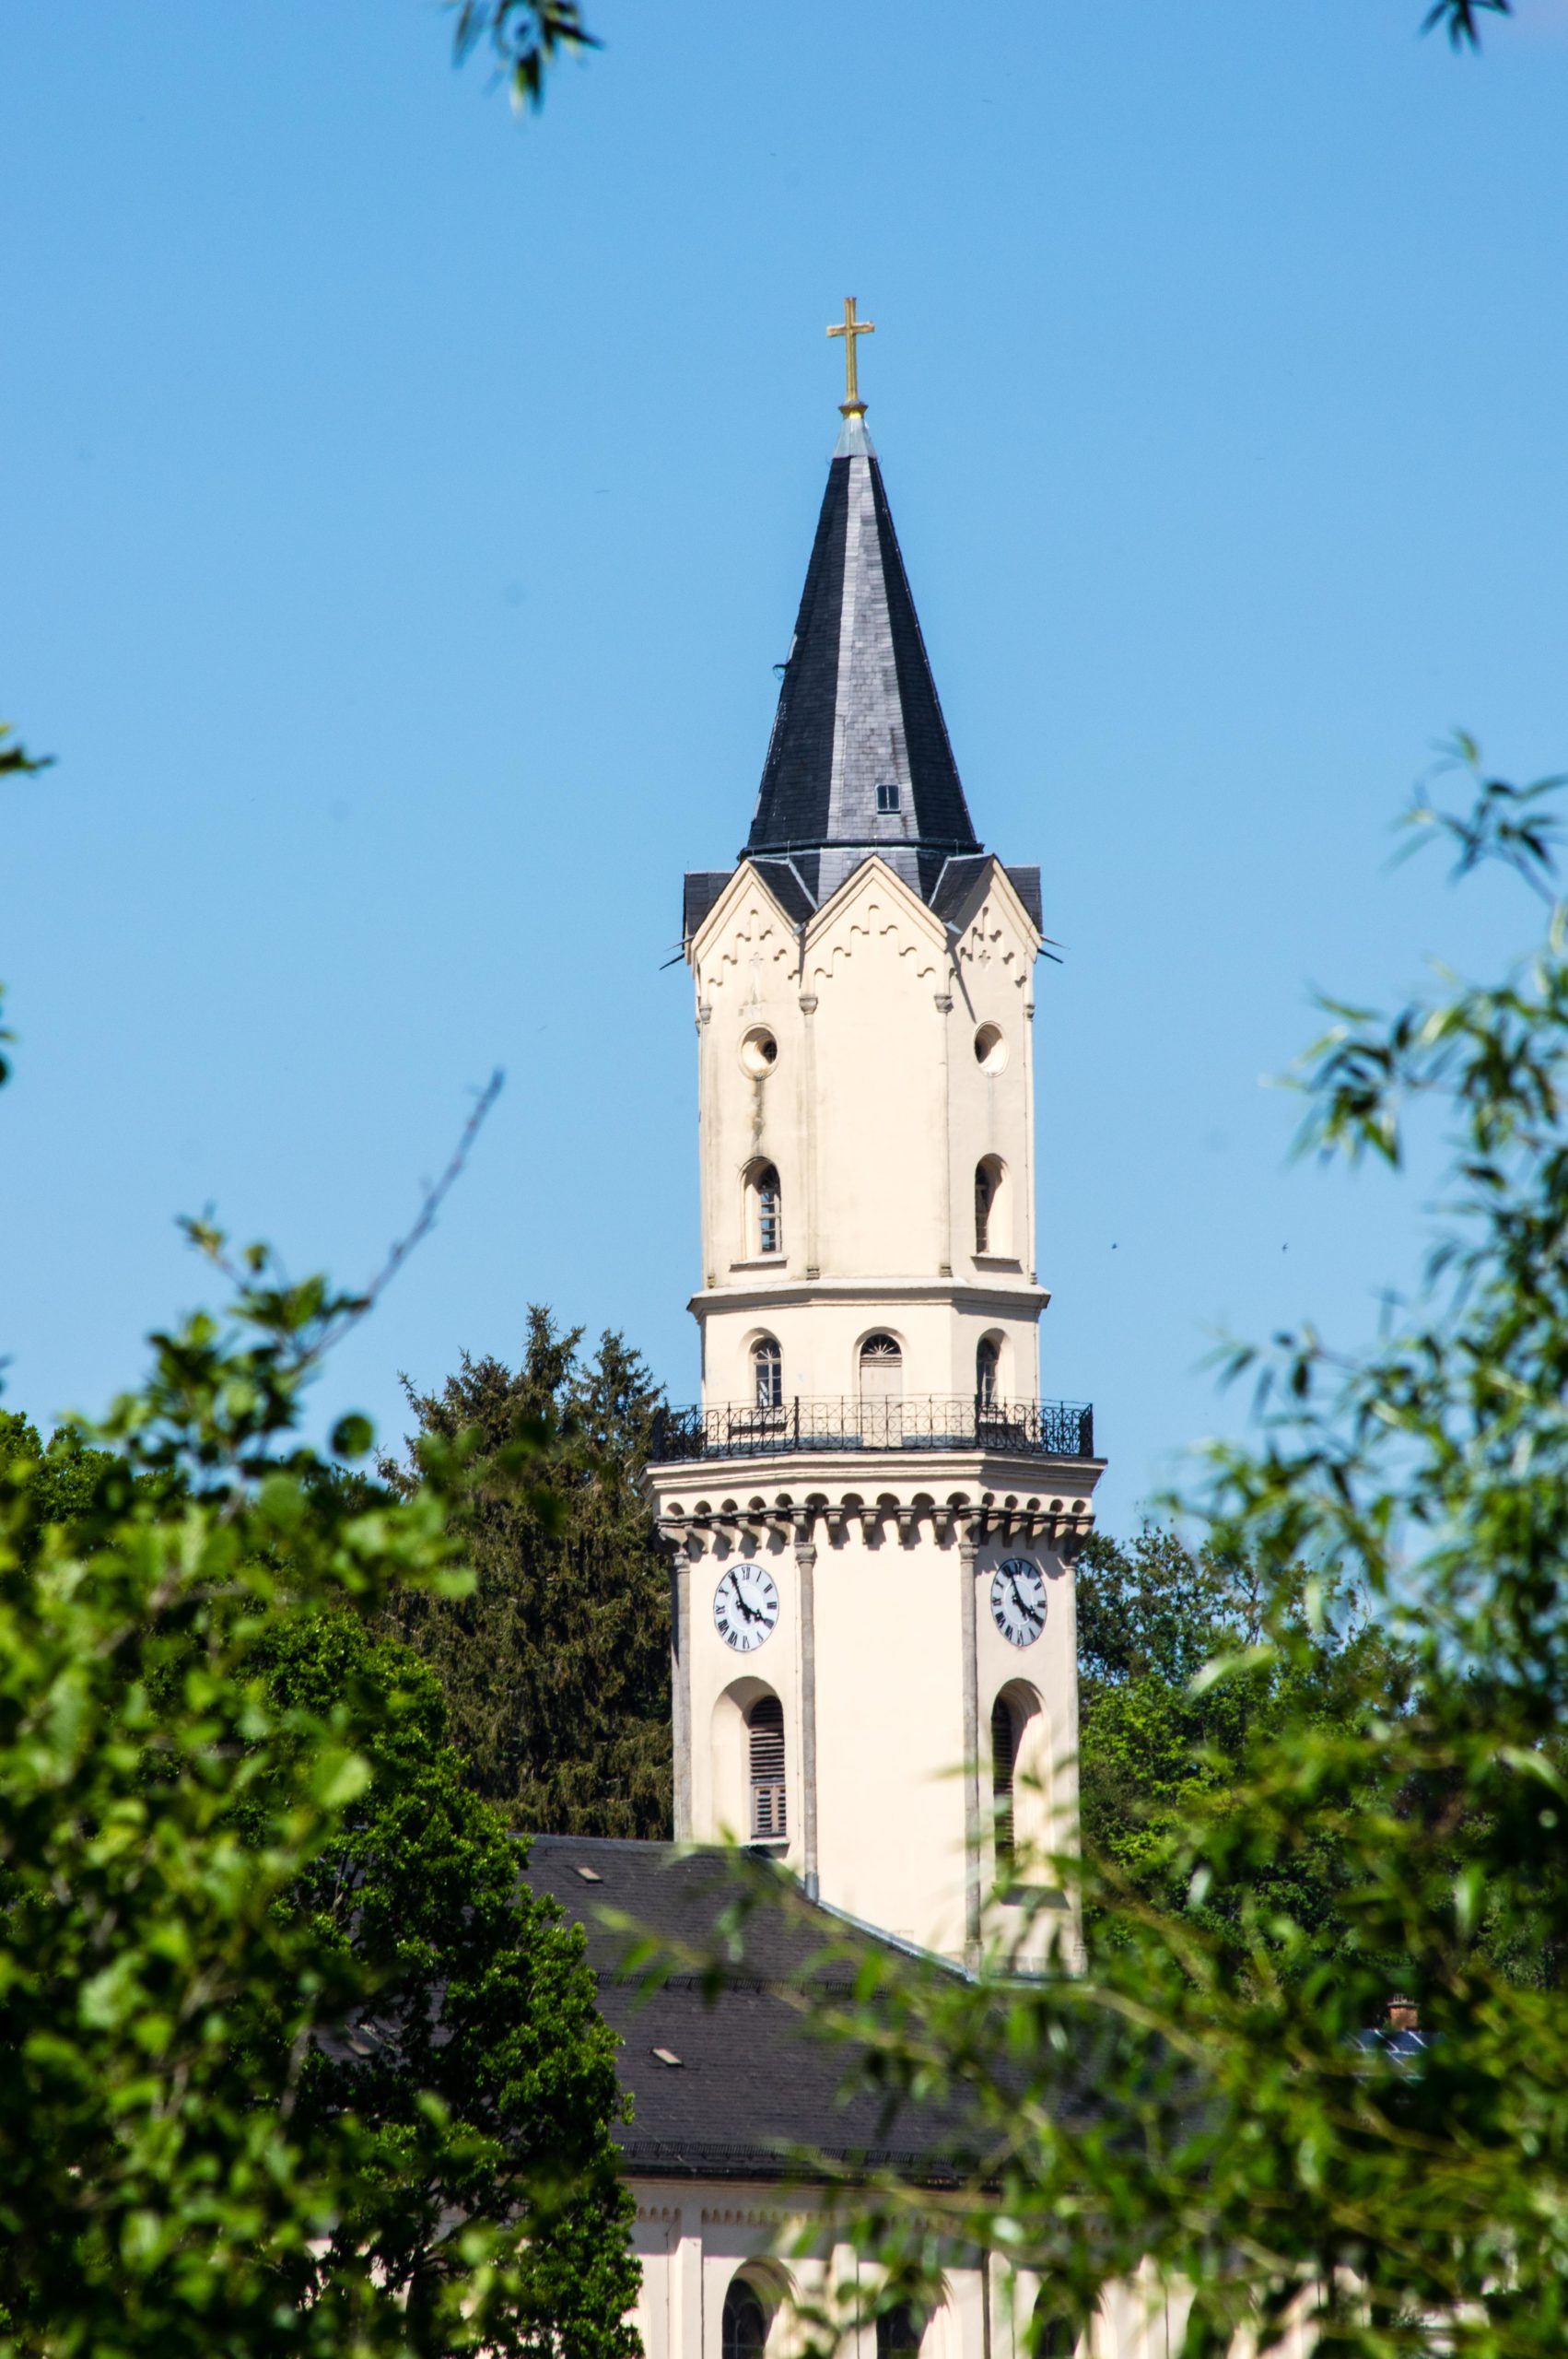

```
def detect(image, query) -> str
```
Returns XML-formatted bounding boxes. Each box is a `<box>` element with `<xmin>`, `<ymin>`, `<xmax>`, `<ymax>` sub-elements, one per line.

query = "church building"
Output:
<box><xmin>520</xmin><ymin>305</ymin><xmax>1153</xmax><ymax>2359</ymax></box>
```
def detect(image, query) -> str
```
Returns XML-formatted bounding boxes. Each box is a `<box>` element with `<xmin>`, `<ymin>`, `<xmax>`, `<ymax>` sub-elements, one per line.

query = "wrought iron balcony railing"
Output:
<box><xmin>649</xmin><ymin>1395</ymin><xmax>1094</xmax><ymax>1466</ymax></box>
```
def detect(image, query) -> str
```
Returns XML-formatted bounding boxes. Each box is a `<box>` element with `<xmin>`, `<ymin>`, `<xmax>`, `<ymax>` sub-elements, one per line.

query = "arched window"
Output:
<box><xmin>754</xmin><ymin>1163</ymin><xmax>782</xmax><ymax>1256</ymax></box>
<box><xmin>753</xmin><ymin>1335</ymin><xmax>783</xmax><ymax>1412</ymax></box>
<box><xmin>876</xmin><ymin>2306</ymin><xmax>923</xmax><ymax>2359</ymax></box>
<box><xmin>975</xmin><ymin>1157</ymin><xmax>1003</xmax><ymax>1254</ymax></box>
<box><xmin>859</xmin><ymin>1333</ymin><xmax>903</xmax><ymax>1398</ymax></box>
<box><xmin>976</xmin><ymin>1336</ymin><xmax>1000</xmax><ymax>1408</ymax></box>
<box><xmin>1031</xmin><ymin>2292</ymin><xmax>1075</xmax><ymax>2359</ymax></box>
<box><xmin>722</xmin><ymin>2279</ymin><xmax>769</xmax><ymax>2359</ymax></box>
<box><xmin>748</xmin><ymin>1695</ymin><xmax>787</xmax><ymax>1840</ymax></box>
<box><xmin>991</xmin><ymin>1693</ymin><xmax>1017</xmax><ymax>1866</ymax></box>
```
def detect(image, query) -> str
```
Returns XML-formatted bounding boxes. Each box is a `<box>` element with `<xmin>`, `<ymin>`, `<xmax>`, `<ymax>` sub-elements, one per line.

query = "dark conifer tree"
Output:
<box><xmin>382</xmin><ymin>1309</ymin><xmax>673</xmax><ymax>1838</ymax></box>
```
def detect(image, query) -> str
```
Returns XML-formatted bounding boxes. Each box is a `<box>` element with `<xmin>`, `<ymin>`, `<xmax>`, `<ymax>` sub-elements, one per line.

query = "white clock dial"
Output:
<box><xmin>713</xmin><ymin>1561</ymin><xmax>780</xmax><ymax>1652</ymax></box>
<box><xmin>990</xmin><ymin>1557</ymin><xmax>1047</xmax><ymax>1648</ymax></box>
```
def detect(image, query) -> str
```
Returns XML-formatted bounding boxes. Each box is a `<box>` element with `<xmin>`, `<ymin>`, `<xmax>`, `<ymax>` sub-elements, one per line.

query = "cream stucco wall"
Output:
<box><xmin>654</xmin><ymin>1484</ymin><xmax>1088</xmax><ymax>1963</ymax></box>
<box><xmin>687</xmin><ymin>856</ymin><xmax>1047</xmax><ymax>1407</ymax></box>
<box><xmin>649</xmin><ymin>846</ymin><xmax>1099</xmax><ymax>1968</ymax></box>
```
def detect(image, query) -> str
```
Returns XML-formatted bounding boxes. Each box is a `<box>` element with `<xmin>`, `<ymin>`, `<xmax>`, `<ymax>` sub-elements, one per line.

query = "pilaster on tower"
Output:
<box><xmin>649</xmin><ymin>330</ymin><xmax>1102</xmax><ymax>1971</ymax></box>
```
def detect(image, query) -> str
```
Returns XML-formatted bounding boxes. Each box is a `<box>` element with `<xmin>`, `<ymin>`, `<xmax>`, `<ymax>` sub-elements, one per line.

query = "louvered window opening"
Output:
<box><xmin>876</xmin><ymin>2306</ymin><xmax>922</xmax><ymax>2359</ymax></box>
<box><xmin>749</xmin><ymin>1696</ymin><xmax>787</xmax><ymax>1839</ymax></box>
<box><xmin>753</xmin><ymin>1336</ymin><xmax>783</xmax><ymax>1411</ymax></box>
<box><xmin>975</xmin><ymin>1161</ymin><xmax>996</xmax><ymax>1253</ymax></box>
<box><xmin>722</xmin><ymin>2283</ymin><xmax>768</xmax><ymax>2359</ymax></box>
<box><xmin>757</xmin><ymin>1165</ymin><xmax>782</xmax><ymax>1255</ymax></box>
<box><xmin>991</xmin><ymin>1694</ymin><xmax>1016</xmax><ymax>1864</ymax></box>
<box><xmin>1032</xmin><ymin>2293</ymin><xmax>1077</xmax><ymax>2359</ymax></box>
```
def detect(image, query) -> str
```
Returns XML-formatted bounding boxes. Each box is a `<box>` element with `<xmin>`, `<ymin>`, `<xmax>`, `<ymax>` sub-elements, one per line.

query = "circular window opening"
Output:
<box><xmin>740</xmin><ymin>1027</ymin><xmax>778</xmax><ymax>1077</ymax></box>
<box><xmin>975</xmin><ymin>1023</ymin><xmax>1007</xmax><ymax>1073</ymax></box>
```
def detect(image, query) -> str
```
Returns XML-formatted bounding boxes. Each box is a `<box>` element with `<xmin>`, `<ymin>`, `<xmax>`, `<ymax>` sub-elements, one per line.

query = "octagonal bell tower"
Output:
<box><xmin>646</xmin><ymin>312</ymin><xmax>1103</xmax><ymax>1969</ymax></box>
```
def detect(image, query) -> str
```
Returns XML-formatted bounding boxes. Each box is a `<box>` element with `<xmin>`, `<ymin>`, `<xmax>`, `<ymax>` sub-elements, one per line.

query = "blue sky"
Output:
<box><xmin>4</xmin><ymin>0</ymin><xmax>1565</xmax><ymax>1528</ymax></box>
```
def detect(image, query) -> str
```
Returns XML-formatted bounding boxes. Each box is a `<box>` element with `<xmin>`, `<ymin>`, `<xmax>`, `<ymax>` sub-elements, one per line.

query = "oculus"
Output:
<box><xmin>974</xmin><ymin>1022</ymin><xmax>1007</xmax><ymax>1073</ymax></box>
<box><xmin>990</xmin><ymin>1556</ymin><xmax>1047</xmax><ymax>1648</ymax></box>
<box><xmin>740</xmin><ymin>1027</ymin><xmax>778</xmax><ymax>1077</ymax></box>
<box><xmin>713</xmin><ymin>1561</ymin><xmax>780</xmax><ymax>1652</ymax></box>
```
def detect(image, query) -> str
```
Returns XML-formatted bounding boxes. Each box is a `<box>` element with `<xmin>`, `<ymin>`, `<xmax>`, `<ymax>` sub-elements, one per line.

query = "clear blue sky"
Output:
<box><xmin>4</xmin><ymin>0</ymin><xmax>1565</xmax><ymax>1529</ymax></box>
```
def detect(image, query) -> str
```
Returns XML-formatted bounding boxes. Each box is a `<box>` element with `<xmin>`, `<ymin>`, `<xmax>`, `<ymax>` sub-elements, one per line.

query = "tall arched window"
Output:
<box><xmin>748</xmin><ymin>1695</ymin><xmax>787</xmax><ymax>1839</ymax></box>
<box><xmin>1031</xmin><ymin>2293</ymin><xmax>1075</xmax><ymax>2359</ymax></box>
<box><xmin>753</xmin><ymin>1335</ymin><xmax>783</xmax><ymax>1411</ymax></box>
<box><xmin>754</xmin><ymin>1163</ymin><xmax>782</xmax><ymax>1255</ymax></box>
<box><xmin>722</xmin><ymin>2279</ymin><xmax>768</xmax><ymax>2359</ymax></box>
<box><xmin>975</xmin><ymin>1156</ymin><xmax>1004</xmax><ymax>1254</ymax></box>
<box><xmin>976</xmin><ymin>1336</ymin><xmax>1000</xmax><ymax>1408</ymax></box>
<box><xmin>991</xmin><ymin>1693</ymin><xmax>1017</xmax><ymax>1866</ymax></box>
<box><xmin>876</xmin><ymin>2306</ymin><xmax>923</xmax><ymax>2359</ymax></box>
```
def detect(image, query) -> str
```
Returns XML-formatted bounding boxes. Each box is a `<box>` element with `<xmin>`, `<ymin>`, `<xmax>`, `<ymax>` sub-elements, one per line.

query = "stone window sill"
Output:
<box><xmin>730</xmin><ymin>1255</ymin><xmax>788</xmax><ymax>1273</ymax></box>
<box><xmin>973</xmin><ymin>1253</ymin><xmax>1023</xmax><ymax>1272</ymax></box>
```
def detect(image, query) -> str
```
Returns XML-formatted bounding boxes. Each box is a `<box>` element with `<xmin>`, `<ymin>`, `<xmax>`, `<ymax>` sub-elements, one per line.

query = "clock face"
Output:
<box><xmin>990</xmin><ymin>1557</ymin><xmax>1047</xmax><ymax>1648</ymax></box>
<box><xmin>713</xmin><ymin>1561</ymin><xmax>780</xmax><ymax>1652</ymax></box>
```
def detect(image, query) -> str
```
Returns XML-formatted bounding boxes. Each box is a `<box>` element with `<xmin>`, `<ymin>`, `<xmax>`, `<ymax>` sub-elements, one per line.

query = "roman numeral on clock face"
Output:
<box><xmin>989</xmin><ymin>1557</ymin><xmax>1047</xmax><ymax>1647</ymax></box>
<box><xmin>713</xmin><ymin>1561</ymin><xmax>780</xmax><ymax>1651</ymax></box>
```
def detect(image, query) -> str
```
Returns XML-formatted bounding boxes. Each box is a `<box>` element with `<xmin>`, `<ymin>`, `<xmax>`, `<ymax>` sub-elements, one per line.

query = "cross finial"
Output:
<box><xmin>826</xmin><ymin>296</ymin><xmax>875</xmax><ymax>417</ymax></box>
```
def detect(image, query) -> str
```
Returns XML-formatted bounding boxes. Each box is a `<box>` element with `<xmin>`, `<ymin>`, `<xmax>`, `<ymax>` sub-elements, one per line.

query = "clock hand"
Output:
<box><xmin>1010</xmin><ymin>1571</ymin><xmax>1042</xmax><ymax>1630</ymax></box>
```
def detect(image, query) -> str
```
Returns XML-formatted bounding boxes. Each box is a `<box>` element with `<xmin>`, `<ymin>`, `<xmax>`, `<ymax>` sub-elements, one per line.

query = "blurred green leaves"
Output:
<box><xmin>447</xmin><ymin>0</ymin><xmax>602</xmax><ymax>111</ymax></box>
<box><xmin>0</xmin><ymin>1234</ymin><xmax>639</xmax><ymax>2357</ymax></box>
<box><xmin>700</xmin><ymin>754</ymin><xmax>1568</xmax><ymax>2359</ymax></box>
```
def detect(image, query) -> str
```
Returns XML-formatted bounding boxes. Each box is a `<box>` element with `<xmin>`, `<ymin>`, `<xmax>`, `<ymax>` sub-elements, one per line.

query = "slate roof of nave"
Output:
<box><xmin>520</xmin><ymin>1836</ymin><xmax>992</xmax><ymax>2185</ymax></box>
<box><xmin>683</xmin><ymin>415</ymin><xmax>1043</xmax><ymax>950</ymax></box>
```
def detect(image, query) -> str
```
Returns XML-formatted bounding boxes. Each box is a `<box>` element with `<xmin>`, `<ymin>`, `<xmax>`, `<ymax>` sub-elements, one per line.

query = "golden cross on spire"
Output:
<box><xmin>826</xmin><ymin>295</ymin><xmax>875</xmax><ymax>417</ymax></box>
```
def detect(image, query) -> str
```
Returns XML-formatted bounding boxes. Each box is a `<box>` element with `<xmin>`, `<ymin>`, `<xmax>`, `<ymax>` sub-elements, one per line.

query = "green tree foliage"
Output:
<box><xmin>0</xmin><ymin>1244</ymin><xmax>640</xmax><ymax>2359</ymax></box>
<box><xmin>713</xmin><ymin>752</ymin><xmax>1568</xmax><ymax>2358</ymax></box>
<box><xmin>0</xmin><ymin>1411</ymin><xmax>172</xmax><ymax>1543</ymax></box>
<box><xmin>261</xmin><ymin>1612</ymin><xmax>638</xmax><ymax>2355</ymax></box>
<box><xmin>382</xmin><ymin>1309</ymin><xmax>672</xmax><ymax>1839</ymax></box>
<box><xmin>1076</xmin><ymin>1528</ymin><xmax>1412</xmax><ymax>1958</ymax></box>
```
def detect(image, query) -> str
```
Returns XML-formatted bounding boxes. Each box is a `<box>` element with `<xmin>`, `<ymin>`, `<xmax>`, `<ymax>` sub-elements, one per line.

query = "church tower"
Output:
<box><xmin>647</xmin><ymin>308</ymin><xmax>1102</xmax><ymax>1968</ymax></box>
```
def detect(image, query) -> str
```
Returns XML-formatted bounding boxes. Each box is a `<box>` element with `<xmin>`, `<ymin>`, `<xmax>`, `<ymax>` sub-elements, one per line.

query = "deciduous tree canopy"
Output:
<box><xmin>707</xmin><ymin>754</ymin><xmax>1568</xmax><ymax>2359</ymax></box>
<box><xmin>0</xmin><ymin>1252</ymin><xmax>640</xmax><ymax>2359</ymax></box>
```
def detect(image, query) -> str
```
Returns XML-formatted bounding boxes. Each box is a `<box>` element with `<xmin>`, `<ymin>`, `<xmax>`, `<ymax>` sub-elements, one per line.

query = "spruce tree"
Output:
<box><xmin>383</xmin><ymin>1309</ymin><xmax>673</xmax><ymax>1838</ymax></box>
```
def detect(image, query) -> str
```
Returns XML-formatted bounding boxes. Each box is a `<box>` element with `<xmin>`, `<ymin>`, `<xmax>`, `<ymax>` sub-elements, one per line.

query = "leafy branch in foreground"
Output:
<box><xmin>448</xmin><ymin>0</ymin><xmax>602</xmax><ymax>109</ymax></box>
<box><xmin>1422</xmin><ymin>0</ymin><xmax>1512</xmax><ymax>48</ymax></box>
<box><xmin>0</xmin><ymin>722</ymin><xmax>53</xmax><ymax>780</ymax></box>
<box><xmin>678</xmin><ymin>745</ymin><xmax>1568</xmax><ymax>2359</ymax></box>
<box><xmin>0</xmin><ymin>1237</ymin><xmax>642</xmax><ymax>2359</ymax></box>
<box><xmin>0</xmin><ymin>1029</ymin><xmax>638</xmax><ymax>2354</ymax></box>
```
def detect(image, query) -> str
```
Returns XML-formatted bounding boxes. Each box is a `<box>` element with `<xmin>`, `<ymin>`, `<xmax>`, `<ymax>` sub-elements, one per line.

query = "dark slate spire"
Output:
<box><xmin>745</xmin><ymin>410</ymin><xmax>980</xmax><ymax>909</ymax></box>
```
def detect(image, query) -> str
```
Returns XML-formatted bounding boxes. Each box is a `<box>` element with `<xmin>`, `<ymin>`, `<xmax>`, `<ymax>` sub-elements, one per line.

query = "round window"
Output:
<box><xmin>974</xmin><ymin>1023</ymin><xmax>1007</xmax><ymax>1073</ymax></box>
<box><xmin>740</xmin><ymin>1027</ymin><xmax>778</xmax><ymax>1077</ymax></box>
